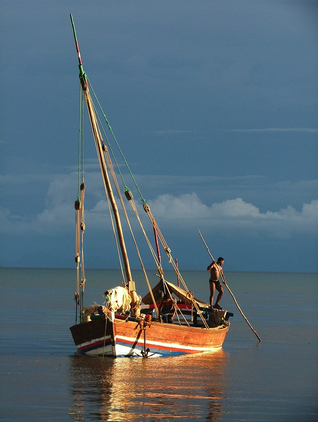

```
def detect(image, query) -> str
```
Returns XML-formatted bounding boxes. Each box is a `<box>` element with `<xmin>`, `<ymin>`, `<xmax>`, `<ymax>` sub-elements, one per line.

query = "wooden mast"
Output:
<box><xmin>70</xmin><ymin>15</ymin><xmax>133</xmax><ymax>283</ymax></box>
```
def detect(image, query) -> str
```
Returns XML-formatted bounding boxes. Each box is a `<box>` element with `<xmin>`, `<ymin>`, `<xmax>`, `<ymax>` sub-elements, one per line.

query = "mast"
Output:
<box><xmin>70</xmin><ymin>14</ymin><xmax>133</xmax><ymax>283</ymax></box>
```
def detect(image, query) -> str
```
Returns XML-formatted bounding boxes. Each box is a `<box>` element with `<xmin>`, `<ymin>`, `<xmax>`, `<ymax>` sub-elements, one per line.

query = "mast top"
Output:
<box><xmin>70</xmin><ymin>14</ymin><xmax>88</xmax><ymax>91</ymax></box>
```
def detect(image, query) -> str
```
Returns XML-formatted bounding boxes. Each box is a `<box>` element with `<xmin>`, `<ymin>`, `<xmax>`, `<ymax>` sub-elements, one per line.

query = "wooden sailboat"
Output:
<box><xmin>69</xmin><ymin>15</ymin><xmax>232</xmax><ymax>358</ymax></box>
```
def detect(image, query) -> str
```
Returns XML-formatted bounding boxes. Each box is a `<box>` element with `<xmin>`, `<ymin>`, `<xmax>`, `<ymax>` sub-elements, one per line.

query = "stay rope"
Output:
<box><xmin>83</xmin><ymin>81</ymin><xmax>209</xmax><ymax>328</ymax></box>
<box><xmin>143</xmin><ymin>205</ymin><xmax>209</xmax><ymax>329</ymax></box>
<box><xmin>103</xmin><ymin>173</ymin><xmax>126</xmax><ymax>287</ymax></box>
<box><xmin>86</xmin><ymin>82</ymin><xmax>161</xmax><ymax>314</ymax></box>
<box><xmin>89</xmin><ymin>80</ymin><xmax>145</xmax><ymax>203</ymax></box>
<box><xmin>78</xmin><ymin>88</ymin><xmax>85</xmax><ymax>197</ymax></box>
<box><xmin>101</xmin><ymin>143</ymin><xmax>159</xmax><ymax>317</ymax></box>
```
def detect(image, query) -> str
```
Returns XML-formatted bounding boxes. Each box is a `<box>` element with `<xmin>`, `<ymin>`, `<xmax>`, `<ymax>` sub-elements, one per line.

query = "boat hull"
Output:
<box><xmin>70</xmin><ymin>316</ymin><xmax>229</xmax><ymax>357</ymax></box>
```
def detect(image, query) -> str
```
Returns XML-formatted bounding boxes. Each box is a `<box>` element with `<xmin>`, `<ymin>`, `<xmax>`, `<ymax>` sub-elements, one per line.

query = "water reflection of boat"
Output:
<box><xmin>69</xmin><ymin>351</ymin><xmax>227</xmax><ymax>421</ymax></box>
<box><xmin>69</xmin><ymin>15</ymin><xmax>232</xmax><ymax>358</ymax></box>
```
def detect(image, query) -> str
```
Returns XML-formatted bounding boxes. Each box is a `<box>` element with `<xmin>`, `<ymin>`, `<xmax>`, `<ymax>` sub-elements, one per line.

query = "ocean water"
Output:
<box><xmin>0</xmin><ymin>267</ymin><xmax>317</xmax><ymax>421</ymax></box>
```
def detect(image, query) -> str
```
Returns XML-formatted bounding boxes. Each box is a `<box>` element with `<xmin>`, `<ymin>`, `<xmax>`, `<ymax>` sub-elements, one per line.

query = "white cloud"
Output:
<box><xmin>211</xmin><ymin>198</ymin><xmax>260</xmax><ymax>218</ymax></box>
<box><xmin>147</xmin><ymin>194</ymin><xmax>318</xmax><ymax>238</ymax></box>
<box><xmin>1</xmin><ymin>170</ymin><xmax>317</xmax><ymax>241</ymax></box>
<box><xmin>0</xmin><ymin>174</ymin><xmax>75</xmax><ymax>236</ymax></box>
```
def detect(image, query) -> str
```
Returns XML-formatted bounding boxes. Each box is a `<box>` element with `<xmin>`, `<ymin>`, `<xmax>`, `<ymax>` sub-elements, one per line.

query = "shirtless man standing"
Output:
<box><xmin>207</xmin><ymin>257</ymin><xmax>226</xmax><ymax>309</ymax></box>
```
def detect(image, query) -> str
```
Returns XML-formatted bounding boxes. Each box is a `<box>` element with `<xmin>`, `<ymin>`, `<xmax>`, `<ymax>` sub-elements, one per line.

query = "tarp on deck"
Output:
<box><xmin>142</xmin><ymin>278</ymin><xmax>209</xmax><ymax>308</ymax></box>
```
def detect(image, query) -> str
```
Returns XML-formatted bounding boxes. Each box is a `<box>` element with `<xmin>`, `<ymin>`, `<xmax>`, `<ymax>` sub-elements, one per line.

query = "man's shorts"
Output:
<box><xmin>209</xmin><ymin>279</ymin><xmax>221</xmax><ymax>287</ymax></box>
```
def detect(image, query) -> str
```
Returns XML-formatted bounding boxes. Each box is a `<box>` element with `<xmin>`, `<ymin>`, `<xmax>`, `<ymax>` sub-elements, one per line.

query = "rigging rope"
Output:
<box><xmin>103</xmin><ymin>169</ymin><xmax>126</xmax><ymax>287</ymax></box>
<box><xmin>82</xmin><ymin>85</ymin><xmax>155</xmax><ymax>291</ymax></box>
<box><xmin>143</xmin><ymin>204</ymin><xmax>209</xmax><ymax>329</ymax></box>
<box><xmin>78</xmin><ymin>88</ymin><xmax>85</xmax><ymax>197</ymax></box>
<box><xmin>101</xmin><ymin>144</ymin><xmax>160</xmax><ymax>317</ymax></box>
<box><xmin>83</xmin><ymin>82</ymin><xmax>209</xmax><ymax>327</ymax></box>
<box><xmin>89</xmin><ymin>80</ymin><xmax>145</xmax><ymax>203</ymax></box>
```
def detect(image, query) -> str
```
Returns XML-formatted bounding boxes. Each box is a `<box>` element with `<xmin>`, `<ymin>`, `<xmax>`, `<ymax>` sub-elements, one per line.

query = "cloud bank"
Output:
<box><xmin>147</xmin><ymin>193</ymin><xmax>318</xmax><ymax>238</ymax></box>
<box><xmin>1</xmin><ymin>172</ymin><xmax>317</xmax><ymax>241</ymax></box>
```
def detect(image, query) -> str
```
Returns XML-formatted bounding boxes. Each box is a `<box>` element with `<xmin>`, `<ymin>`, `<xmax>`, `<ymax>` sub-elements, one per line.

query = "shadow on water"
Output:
<box><xmin>68</xmin><ymin>351</ymin><xmax>228</xmax><ymax>421</ymax></box>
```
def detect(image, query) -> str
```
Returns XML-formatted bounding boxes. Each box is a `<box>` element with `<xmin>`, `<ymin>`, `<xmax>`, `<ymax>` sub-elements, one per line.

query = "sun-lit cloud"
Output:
<box><xmin>1</xmin><ymin>176</ymin><xmax>316</xmax><ymax>241</ymax></box>
<box><xmin>147</xmin><ymin>193</ymin><xmax>318</xmax><ymax>238</ymax></box>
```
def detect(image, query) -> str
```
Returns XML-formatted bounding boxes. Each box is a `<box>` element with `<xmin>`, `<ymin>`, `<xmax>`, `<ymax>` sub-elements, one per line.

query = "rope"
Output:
<box><xmin>89</xmin><ymin>80</ymin><xmax>146</xmax><ymax>202</ymax></box>
<box><xmin>161</xmin><ymin>282</ymin><xmax>190</xmax><ymax>327</ymax></box>
<box><xmin>86</xmin><ymin>82</ymin><xmax>164</xmax><ymax>293</ymax></box>
<box><xmin>103</xmin><ymin>171</ymin><xmax>126</xmax><ymax>286</ymax></box>
<box><xmin>80</xmin><ymin>181</ymin><xmax>86</xmax><ymax>314</ymax></box>
<box><xmin>125</xmin><ymin>195</ymin><xmax>170</xmax><ymax>315</ymax></box>
<box><xmin>78</xmin><ymin>87</ymin><xmax>84</xmax><ymax>197</ymax></box>
<box><xmin>76</xmin><ymin>79</ymin><xmax>209</xmax><ymax>329</ymax></box>
<box><xmin>102</xmin><ymin>316</ymin><xmax>108</xmax><ymax>358</ymax></box>
<box><xmin>128</xmin><ymin>197</ymin><xmax>163</xmax><ymax>272</ymax></box>
<box><xmin>89</xmin><ymin>86</ymin><xmax>126</xmax><ymax>189</ymax></box>
<box><xmin>101</xmin><ymin>145</ymin><xmax>160</xmax><ymax>316</ymax></box>
<box><xmin>81</xmin><ymin>81</ymin><xmax>160</xmax><ymax>314</ymax></box>
<box><xmin>113</xmin><ymin>316</ymin><xmax>130</xmax><ymax>324</ymax></box>
<box><xmin>143</xmin><ymin>204</ymin><xmax>209</xmax><ymax>329</ymax></box>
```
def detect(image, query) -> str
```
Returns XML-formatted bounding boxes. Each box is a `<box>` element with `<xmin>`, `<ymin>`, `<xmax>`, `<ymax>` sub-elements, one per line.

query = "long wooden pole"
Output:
<box><xmin>197</xmin><ymin>229</ymin><xmax>261</xmax><ymax>343</ymax></box>
<box><xmin>70</xmin><ymin>14</ymin><xmax>133</xmax><ymax>283</ymax></box>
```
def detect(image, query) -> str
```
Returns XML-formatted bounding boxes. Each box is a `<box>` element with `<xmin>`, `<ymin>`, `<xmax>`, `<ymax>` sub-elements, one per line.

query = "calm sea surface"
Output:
<box><xmin>0</xmin><ymin>267</ymin><xmax>317</xmax><ymax>421</ymax></box>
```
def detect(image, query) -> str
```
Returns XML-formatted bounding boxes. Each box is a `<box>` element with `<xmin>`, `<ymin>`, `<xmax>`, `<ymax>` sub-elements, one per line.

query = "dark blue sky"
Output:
<box><xmin>1</xmin><ymin>1</ymin><xmax>317</xmax><ymax>272</ymax></box>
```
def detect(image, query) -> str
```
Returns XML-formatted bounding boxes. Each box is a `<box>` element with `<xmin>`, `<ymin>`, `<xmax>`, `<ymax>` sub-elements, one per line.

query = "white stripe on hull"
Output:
<box><xmin>76</xmin><ymin>333</ymin><xmax>224</xmax><ymax>357</ymax></box>
<box><xmin>76</xmin><ymin>335</ymin><xmax>113</xmax><ymax>355</ymax></box>
<box><xmin>115</xmin><ymin>335</ymin><xmax>223</xmax><ymax>353</ymax></box>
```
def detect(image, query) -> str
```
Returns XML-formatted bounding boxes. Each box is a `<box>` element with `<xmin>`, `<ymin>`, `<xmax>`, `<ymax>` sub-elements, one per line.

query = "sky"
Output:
<box><xmin>1</xmin><ymin>1</ymin><xmax>317</xmax><ymax>273</ymax></box>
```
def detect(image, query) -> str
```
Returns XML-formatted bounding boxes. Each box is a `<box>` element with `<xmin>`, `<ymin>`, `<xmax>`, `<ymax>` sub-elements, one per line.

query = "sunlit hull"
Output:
<box><xmin>70</xmin><ymin>316</ymin><xmax>230</xmax><ymax>358</ymax></box>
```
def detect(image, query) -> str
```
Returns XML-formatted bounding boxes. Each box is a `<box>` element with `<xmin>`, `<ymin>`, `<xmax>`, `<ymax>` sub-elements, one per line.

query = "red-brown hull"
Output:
<box><xmin>70</xmin><ymin>317</ymin><xmax>229</xmax><ymax>357</ymax></box>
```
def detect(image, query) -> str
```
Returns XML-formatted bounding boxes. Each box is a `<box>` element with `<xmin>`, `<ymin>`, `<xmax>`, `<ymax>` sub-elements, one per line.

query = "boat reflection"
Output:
<box><xmin>69</xmin><ymin>350</ymin><xmax>228</xmax><ymax>421</ymax></box>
